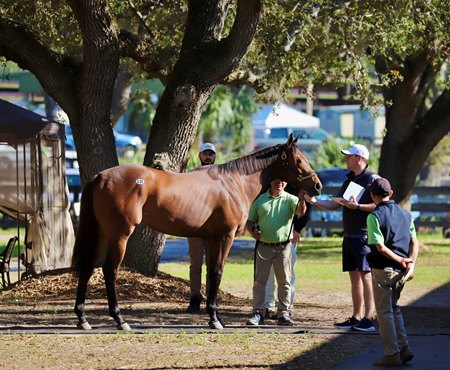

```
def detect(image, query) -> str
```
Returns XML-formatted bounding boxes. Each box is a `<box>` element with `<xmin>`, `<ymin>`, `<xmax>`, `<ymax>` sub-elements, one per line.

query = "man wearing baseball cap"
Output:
<box><xmin>186</xmin><ymin>142</ymin><xmax>217</xmax><ymax>313</ymax></box>
<box><xmin>305</xmin><ymin>143</ymin><xmax>379</xmax><ymax>332</ymax></box>
<box><xmin>341</xmin><ymin>144</ymin><xmax>370</xmax><ymax>161</ymax></box>
<box><xmin>366</xmin><ymin>177</ymin><xmax>419</xmax><ymax>366</ymax></box>
<box><xmin>199</xmin><ymin>142</ymin><xmax>216</xmax><ymax>162</ymax></box>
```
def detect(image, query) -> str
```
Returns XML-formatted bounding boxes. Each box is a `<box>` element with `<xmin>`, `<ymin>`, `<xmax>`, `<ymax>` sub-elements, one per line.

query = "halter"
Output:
<box><xmin>279</xmin><ymin>147</ymin><xmax>317</xmax><ymax>185</ymax></box>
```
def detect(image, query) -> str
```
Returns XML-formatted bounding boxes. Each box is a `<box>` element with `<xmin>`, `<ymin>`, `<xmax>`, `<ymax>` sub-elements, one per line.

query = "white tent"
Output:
<box><xmin>252</xmin><ymin>102</ymin><xmax>319</xmax><ymax>129</ymax></box>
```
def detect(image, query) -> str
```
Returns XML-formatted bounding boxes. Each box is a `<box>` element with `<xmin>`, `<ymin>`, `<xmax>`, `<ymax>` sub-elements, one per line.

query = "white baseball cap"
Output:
<box><xmin>341</xmin><ymin>144</ymin><xmax>369</xmax><ymax>160</ymax></box>
<box><xmin>199</xmin><ymin>142</ymin><xmax>216</xmax><ymax>153</ymax></box>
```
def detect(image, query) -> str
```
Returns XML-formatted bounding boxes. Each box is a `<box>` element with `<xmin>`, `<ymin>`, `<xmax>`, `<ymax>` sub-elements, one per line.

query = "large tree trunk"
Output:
<box><xmin>123</xmin><ymin>0</ymin><xmax>262</xmax><ymax>275</ymax></box>
<box><xmin>0</xmin><ymin>2</ymin><xmax>120</xmax><ymax>182</ymax></box>
<box><xmin>68</xmin><ymin>0</ymin><xmax>120</xmax><ymax>180</ymax></box>
<box><xmin>376</xmin><ymin>51</ymin><xmax>450</xmax><ymax>208</ymax></box>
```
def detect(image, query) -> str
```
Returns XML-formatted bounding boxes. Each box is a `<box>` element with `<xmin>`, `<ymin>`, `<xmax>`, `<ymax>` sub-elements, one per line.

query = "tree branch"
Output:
<box><xmin>126</xmin><ymin>0</ymin><xmax>154</xmax><ymax>36</ymax></box>
<box><xmin>174</xmin><ymin>0</ymin><xmax>262</xmax><ymax>86</ymax></box>
<box><xmin>0</xmin><ymin>16</ymin><xmax>77</xmax><ymax>110</ymax></box>
<box><xmin>420</xmin><ymin>89</ymin><xmax>450</xmax><ymax>139</ymax></box>
<box><xmin>118</xmin><ymin>30</ymin><xmax>176</xmax><ymax>81</ymax></box>
<box><xmin>223</xmin><ymin>68</ymin><xmax>265</xmax><ymax>92</ymax></box>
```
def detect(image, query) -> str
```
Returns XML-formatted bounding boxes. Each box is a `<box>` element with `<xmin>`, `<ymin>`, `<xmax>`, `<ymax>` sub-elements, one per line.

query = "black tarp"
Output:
<box><xmin>0</xmin><ymin>99</ymin><xmax>64</xmax><ymax>142</ymax></box>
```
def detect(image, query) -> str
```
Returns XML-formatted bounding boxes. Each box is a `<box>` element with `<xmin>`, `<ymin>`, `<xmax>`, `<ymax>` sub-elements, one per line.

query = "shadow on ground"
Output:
<box><xmin>279</xmin><ymin>282</ymin><xmax>450</xmax><ymax>370</ymax></box>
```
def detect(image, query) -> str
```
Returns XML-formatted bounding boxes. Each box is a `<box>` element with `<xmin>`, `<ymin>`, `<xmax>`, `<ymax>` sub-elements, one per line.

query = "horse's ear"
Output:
<box><xmin>287</xmin><ymin>133</ymin><xmax>294</xmax><ymax>147</ymax></box>
<box><xmin>286</xmin><ymin>133</ymin><xmax>298</xmax><ymax>147</ymax></box>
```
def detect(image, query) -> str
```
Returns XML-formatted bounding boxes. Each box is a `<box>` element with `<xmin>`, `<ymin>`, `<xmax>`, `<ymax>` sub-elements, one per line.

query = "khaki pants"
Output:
<box><xmin>264</xmin><ymin>243</ymin><xmax>297</xmax><ymax>313</ymax></box>
<box><xmin>188</xmin><ymin>237</ymin><xmax>207</xmax><ymax>298</ymax></box>
<box><xmin>372</xmin><ymin>268</ymin><xmax>409</xmax><ymax>355</ymax></box>
<box><xmin>252</xmin><ymin>242</ymin><xmax>292</xmax><ymax>316</ymax></box>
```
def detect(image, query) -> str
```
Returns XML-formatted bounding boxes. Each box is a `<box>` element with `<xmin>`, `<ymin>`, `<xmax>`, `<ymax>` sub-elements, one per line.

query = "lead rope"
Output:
<box><xmin>254</xmin><ymin>198</ymin><xmax>299</xmax><ymax>262</ymax></box>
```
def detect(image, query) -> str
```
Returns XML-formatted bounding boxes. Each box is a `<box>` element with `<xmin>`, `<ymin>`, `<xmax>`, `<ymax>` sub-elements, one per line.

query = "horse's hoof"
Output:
<box><xmin>209</xmin><ymin>320</ymin><xmax>224</xmax><ymax>330</ymax></box>
<box><xmin>117</xmin><ymin>322</ymin><xmax>131</xmax><ymax>331</ymax></box>
<box><xmin>77</xmin><ymin>322</ymin><xmax>92</xmax><ymax>330</ymax></box>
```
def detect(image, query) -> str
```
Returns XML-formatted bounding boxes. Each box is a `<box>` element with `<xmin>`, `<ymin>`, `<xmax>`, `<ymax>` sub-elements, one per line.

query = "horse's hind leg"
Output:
<box><xmin>74</xmin><ymin>267</ymin><xmax>94</xmax><ymax>330</ymax></box>
<box><xmin>103</xmin><ymin>238</ymin><xmax>131</xmax><ymax>331</ymax></box>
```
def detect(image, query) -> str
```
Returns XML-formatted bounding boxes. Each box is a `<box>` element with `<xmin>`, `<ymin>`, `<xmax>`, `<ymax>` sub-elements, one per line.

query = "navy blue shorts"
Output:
<box><xmin>342</xmin><ymin>236</ymin><xmax>371</xmax><ymax>272</ymax></box>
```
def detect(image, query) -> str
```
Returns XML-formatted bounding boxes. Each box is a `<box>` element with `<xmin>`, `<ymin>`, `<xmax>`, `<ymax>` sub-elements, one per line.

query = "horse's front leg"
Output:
<box><xmin>205</xmin><ymin>237</ymin><xmax>233</xmax><ymax>330</ymax></box>
<box><xmin>206</xmin><ymin>267</ymin><xmax>223</xmax><ymax>329</ymax></box>
<box><xmin>103</xmin><ymin>248</ymin><xmax>131</xmax><ymax>331</ymax></box>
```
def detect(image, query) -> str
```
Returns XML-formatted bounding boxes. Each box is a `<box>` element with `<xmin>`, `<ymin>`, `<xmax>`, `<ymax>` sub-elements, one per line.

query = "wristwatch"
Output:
<box><xmin>356</xmin><ymin>204</ymin><xmax>361</xmax><ymax>210</ymax></box>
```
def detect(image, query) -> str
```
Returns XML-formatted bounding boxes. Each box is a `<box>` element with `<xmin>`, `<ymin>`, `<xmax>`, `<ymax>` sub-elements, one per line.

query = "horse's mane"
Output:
<box><xmin>210</xmin><ymin>144</ymin><xmax>280</xmax><ymax>176</ymax></box>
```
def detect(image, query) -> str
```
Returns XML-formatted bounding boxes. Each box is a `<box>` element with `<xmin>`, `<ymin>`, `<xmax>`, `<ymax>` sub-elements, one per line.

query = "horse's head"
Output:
<box><xmin>273</xmin><ymin>133</ymin><xmax>322</xmax><ymax>196</ymax></box>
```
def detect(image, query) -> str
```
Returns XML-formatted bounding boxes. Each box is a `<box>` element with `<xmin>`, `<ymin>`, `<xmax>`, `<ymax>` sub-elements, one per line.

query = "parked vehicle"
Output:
<box><xmin>0</xmin><ymin>144</ymin><xmax>15</xmax><ymax>170</ymax></box>
<box><xmin>316</xmin><ymin>167</ymin><xmax>348</xmax><ymax>187</ymax></box>
<box><xmin>65</xmin><ymin>150</ymin><xmax>79</xmax><ymax>169</ymax></box>
<box><xmin>308</xmin><ymin>167</ymin><xmax>348</xmax><ymax>237</ymax></box>
<box><xmin>66</xmin><ymin>167</ymin><xmax>82</xmax><ymax>225</ymax></box>
<box><xmin>65</xmin><ymin>125</ymin><xmax>142</xmax><ymax>157</ymax></box>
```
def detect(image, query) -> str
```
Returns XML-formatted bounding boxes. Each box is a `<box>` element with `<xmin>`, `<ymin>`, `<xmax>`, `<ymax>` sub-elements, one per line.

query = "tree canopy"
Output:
<box><xmin>1</xmin><ymin>0</ymin><xmax>448</xmax><ymax>273</ymax></box>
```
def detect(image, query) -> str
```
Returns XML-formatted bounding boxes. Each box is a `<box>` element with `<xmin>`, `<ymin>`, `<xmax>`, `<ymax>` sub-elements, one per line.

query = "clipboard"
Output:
<box><xmin>342</xmin><ymin>181</ymin><xmax>365</xmax><ymax>202</ymax></box>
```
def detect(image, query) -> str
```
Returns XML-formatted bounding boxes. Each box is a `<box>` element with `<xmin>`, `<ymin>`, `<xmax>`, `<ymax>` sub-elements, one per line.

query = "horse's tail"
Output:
<box><xmin>71</xmin><ymin>177</ymin><xmax>99</xmax><ymax>275</ymax></box>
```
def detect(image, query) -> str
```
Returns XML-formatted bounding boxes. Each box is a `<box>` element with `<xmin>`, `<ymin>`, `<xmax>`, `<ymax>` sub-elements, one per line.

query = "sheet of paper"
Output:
<box><xmin>342</xmin><ymin>181</ymin><xmax>365</xmax><ymax>202</ymax></box>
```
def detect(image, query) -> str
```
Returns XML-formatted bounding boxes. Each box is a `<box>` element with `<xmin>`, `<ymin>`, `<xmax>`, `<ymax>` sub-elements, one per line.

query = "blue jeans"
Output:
<box><xmin>264</xmin><ymin>243</ymin><xmax>297</xmax><ymax>313</ymax></box>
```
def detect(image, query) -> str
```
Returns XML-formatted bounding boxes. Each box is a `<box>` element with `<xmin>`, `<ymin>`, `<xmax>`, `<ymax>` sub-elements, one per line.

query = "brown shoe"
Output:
<box><xmin>400</xmin><ymin>346</ymin><xmax>414</xmax><ymax>363</ymax></box>
<box><xmin>373</xmin><ymin>353</ymin><xmax>402</xmax><ymax>367</ymax></box>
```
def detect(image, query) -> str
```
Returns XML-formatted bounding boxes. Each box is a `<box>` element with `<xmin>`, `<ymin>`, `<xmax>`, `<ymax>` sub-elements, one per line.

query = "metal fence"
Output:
<box><xmin>307</xmin><ymin>186</ymin><xmax>450</xmax><ymax>238</ymax></box>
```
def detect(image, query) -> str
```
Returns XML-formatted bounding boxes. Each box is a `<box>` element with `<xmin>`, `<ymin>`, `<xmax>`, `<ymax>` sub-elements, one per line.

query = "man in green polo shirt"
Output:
<box><xmin>245</xmin><ymin>178</ymin><xmax>307</xmax><ymax>326</ymax></box>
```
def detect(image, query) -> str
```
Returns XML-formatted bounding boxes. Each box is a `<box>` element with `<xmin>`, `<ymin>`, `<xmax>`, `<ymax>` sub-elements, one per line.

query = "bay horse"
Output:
<box><xmin>71</xmin><ymin>134</ymin><xmax>322</xmax><ymax>330</ymax></box>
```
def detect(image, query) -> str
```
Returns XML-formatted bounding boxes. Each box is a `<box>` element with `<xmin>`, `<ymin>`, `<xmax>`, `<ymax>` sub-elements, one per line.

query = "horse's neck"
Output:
<box><xmin>240</xmin><ymin>168</ymin><xmax>269</xmax><ymax>205</ymax></box>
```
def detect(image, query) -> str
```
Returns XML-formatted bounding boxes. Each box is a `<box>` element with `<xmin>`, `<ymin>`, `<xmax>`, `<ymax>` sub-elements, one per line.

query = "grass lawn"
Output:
<box><xmin>1</xmin><ymin>228</ymin><xmax>448</xmax><ymax>293</ymax></box>
<box><xmin>160</xmin><ymin>234</ymin><xmax>450</xmax><ymax>295</ymax></box>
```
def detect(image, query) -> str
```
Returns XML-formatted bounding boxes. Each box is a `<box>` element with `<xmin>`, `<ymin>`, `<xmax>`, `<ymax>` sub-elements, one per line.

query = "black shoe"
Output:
<box><xmin>186</xmin><ymin>295</ymin><xmax>201</xmax><ymax>314</ymax></box>
<box><xmin>335</xmin><ymin>316</ymin><xmax>360</xmax><ymax>329</ymax></box>
<box><xmin>246</xmin><ymin>312</ymin><xmax>264</xmax><ymax>326</ymax></box>
<box><xmin>277</xmin><ymin>314</ymin><xmax>294</xmax><ymax>326</ymax></box>
<box><xmin>352</xmin><ymin>317</ymin><xmax>376</xmax><ymax>332</ymax></box>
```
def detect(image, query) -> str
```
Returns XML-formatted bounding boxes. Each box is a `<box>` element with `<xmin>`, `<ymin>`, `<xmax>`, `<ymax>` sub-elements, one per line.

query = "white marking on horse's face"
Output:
<box><xmin>136</xmin><ymin>178</ymin><xmax>145</xmax><ymax>185</ymax></box>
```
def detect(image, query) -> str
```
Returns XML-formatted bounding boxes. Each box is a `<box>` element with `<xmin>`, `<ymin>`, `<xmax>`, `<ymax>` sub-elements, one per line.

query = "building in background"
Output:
<box><xmin>318</xmin><ymin>105</ymin><xmax>385</xmax><ymax>145</ymax></box>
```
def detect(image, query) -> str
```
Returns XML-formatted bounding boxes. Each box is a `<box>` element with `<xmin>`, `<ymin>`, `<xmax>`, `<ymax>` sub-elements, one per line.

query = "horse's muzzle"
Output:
<box><xmin>297</xmin><ymin>172</ymin><xmax>322</xmax><ymax>196</ymax></box>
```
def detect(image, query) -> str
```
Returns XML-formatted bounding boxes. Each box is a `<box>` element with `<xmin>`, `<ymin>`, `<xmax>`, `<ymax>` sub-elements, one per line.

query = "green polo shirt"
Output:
<box><xmin>248</xmin><ymin>189</ymin><xmax>299</xmax><ymax>243</ymax></box>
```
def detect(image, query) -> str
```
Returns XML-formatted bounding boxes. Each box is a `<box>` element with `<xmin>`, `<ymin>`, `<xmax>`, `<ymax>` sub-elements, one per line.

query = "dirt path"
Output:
<box><xmin>0</xmin><ymin>268</ymin><xmax>448</xmax><ymax>370</ymax></box>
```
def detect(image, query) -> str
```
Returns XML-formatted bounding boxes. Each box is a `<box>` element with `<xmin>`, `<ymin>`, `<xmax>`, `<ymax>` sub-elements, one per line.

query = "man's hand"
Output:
<box><xmin>342</xmin><ymin>195</ymin><xmax>359</xmax><ymax>210</ymax></box>
<box><xmin>250</xmin><ymin>224</ymin><xmax>261</xmax><ymax>240</ymax></box>
<box><xmin>400</xmin><ymin>257</ymin><xmax>415</xmax><ymax>269</ymax></box>
<box><xmin>304</xmin><ymin>194</ymin><xmax>316</xmax><ymax>204</ymax></box>
<box><xmin>396</xmin><ymin>261</ymin><xmax>415</xmax><ymax>289</ymax></box>
<box><xmin>246</xmin><ymin>221</ymin><xmax>261</xmax><ymax>240</ymax></box>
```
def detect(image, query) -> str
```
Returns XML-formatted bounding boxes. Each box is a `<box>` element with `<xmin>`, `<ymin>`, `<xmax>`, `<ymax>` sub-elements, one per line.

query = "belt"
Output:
<box><xmin>259</xmin><ymin>241</ymin><xmax>289</xmax><ymax>248</ymax></box>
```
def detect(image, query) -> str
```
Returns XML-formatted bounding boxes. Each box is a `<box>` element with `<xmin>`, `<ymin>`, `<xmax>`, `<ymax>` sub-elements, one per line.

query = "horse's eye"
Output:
<box><xmin>296</xmin><ymin>158</ymin><xmax>302</xmax><ymax>165</ymax></box>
